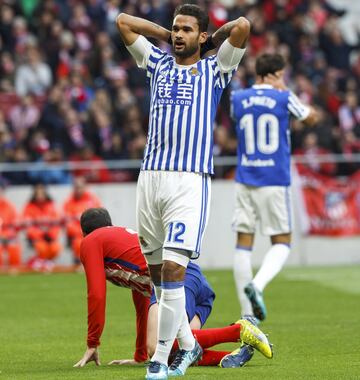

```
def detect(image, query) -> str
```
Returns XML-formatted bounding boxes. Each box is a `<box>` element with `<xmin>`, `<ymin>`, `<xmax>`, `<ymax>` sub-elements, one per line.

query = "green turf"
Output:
<box><xmin>1</xmin><ymin>266</ymin><xmax>360</xmax><ymax>379</ymax></box>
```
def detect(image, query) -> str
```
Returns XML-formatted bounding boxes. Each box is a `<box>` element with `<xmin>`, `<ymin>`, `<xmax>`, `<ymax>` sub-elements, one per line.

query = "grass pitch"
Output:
<box><xmin>1</xmin><ymin>266</ymin><xmax>360</xmax><ymax>379</ymax></box>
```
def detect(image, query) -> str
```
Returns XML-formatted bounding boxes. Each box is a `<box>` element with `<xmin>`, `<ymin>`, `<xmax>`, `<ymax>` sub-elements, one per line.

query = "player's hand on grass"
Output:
<box><xmin>108</xmin><ymin>359</ymin><xmax>142</xmax><ymax>366</ymax></box>
<box><xmin>74</xmin><ymin>347</ymin><xmax>100</xmax><ymax>367</ymax></box>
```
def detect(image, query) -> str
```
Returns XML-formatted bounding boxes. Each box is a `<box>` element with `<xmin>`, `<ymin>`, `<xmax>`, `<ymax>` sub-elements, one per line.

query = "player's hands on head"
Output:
<box><xmin>108</xmin><ymin>359</ymin><xmax>142</xmax><ymax>366</ymax></box>
<box><xmin>266</xmin><ymin>73</ymin><xmax>287</xmax><ymax>91</ymax></box>
<box><xmin>200</xmin><ymin>35</ymin><xmax>216</xmax><ymax>57</ymax></box>
<box><xmin>73</xmin><ymin>347</ymin><xmax>100</xmax><ymax>368</ymax></box>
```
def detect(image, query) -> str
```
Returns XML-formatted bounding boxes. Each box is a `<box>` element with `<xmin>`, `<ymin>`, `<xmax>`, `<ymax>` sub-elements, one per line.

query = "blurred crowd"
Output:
<box><xmin>0</xmin><ymin>176</ymin><xmax>101</xmax><ymax>271</ymax></box>
<box><xmin>0</xmin><ymin>0</ymin><xmax>359</xmax><ymax>184</ymax></box>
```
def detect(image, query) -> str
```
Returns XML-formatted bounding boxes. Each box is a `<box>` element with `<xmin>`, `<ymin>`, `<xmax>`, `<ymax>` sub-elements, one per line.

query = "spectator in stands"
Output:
<box><xmin>3</xmin><ymin>146</ymin><xmax>31</xmax><ymax>185</ymax></box>
<box><xmin>294</xmin><ymin>132</ymin><xmax>337</xmax><ymax>176</ymax></box>
<box><xmin>0</xmin><ymin>4</ymin><xmax>15</xmax><ymax>52</ymax></box>
<box><xmin>0</xmin><ymin>51</ymin><xmax>16</xmax><ymax>92</ymax></box>
<box><xmin>65</xmin><ymin>72</ymin><xmax>94</xmax><ymax>112</ymax></box>
<box><xmin>8</xmin><ymin>95</ymin><xmax>40</xmax><ymax>143</ymax></box>
<box><xmin>55</xmin><ymin>29</ymin><xmax>75</xmax><ymax>79</ymax></box>
<box><xmin>0</xmin><ymin>183</ymin><xmax>21</xmax><ymax>269</ymax></box>
<box><xmin>0</xmin><ymin>111</ymin><xmax>15</xmax><ymax>162</ymax></box>
<box><xmin>12</xmin><ymin>16</ymin><xmax>31</xmax><ymax>55</ymax></box>
<box><xmin>22</xmin><ymin>183</ymin><xmax>62</xmax><ymax>269</ymax></box>
<box><xmin>0</xmin><ymin>0</ymin><xmax>358</xmax><ymax>182</ymax></box>
<box><xmin>69</xmin><ymin>3</ymin><xmax>93</xmax><ymax>52</ymax></box>
<box><xmin>69</xmin><ymin>144</ymin><xmax>111</xmax><ymax>183</ymax></box>
<box><xmin>338</xmin><ymin>91</ymin><xmax>360</xmax><ymax>136</ymax></box>
<box><xmin>15</xmin><ymin>46</ymin><xmax>52</xmax><ymax>96</ymax></box>
<box><xmin>29</xmin><ymin>146</ymin><xmax>72</xmax><ymax>185</ymax></box>
<box><xmin>342</xmin><ymin>131</ymin><xmax>360</xmax><ymax>174</ymax></box>
<box><xmin>62</xmin><ymin>107</ymin><xmax>87</xmax><ymax>154</ymax></box>
<box><xmin>63</xmin><ymin>176</ymin><xmax>101</xmax><ymax>263</ymax></box>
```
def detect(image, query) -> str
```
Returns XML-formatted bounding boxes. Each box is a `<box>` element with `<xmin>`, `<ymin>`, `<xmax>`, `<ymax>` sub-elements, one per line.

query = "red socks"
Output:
<box><xmin>192</xmin><ymin>324</ymin><xmax>240</xmax><ymax>348</ymax></box>
<box><xmin>171</xmin><ymin>324</ymin><xmax>240</xmax><ymax>366</ymax></box>
<box><xmin>198</xmin><ymin>349</ymin><xmax>231</xmax><ymax>366</ymax></box>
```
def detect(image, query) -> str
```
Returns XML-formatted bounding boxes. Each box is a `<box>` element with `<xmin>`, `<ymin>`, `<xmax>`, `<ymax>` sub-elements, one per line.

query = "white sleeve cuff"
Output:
<box><xmin>126</xmin><ymin>35</ymin><xmax>153</xmax><ymax>69</ymax></box>
<box><xmin>217</xmin><ymin>39</ymin><xmax>246</xmax><ymax>73</ymax></box>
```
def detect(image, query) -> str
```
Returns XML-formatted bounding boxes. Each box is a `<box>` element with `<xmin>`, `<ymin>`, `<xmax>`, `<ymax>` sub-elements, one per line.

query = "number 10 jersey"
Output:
<box><xmin>231</xmin><ymin>84</ymin><xmax>310</xmax><ymax>186</ymax></box>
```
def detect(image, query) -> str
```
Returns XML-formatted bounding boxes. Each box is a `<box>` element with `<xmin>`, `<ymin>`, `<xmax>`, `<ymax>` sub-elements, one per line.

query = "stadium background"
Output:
<box><xmin>0</xmin><ymin>1</ymin><xmax>360</xmax><ymax>379</ymax></box>
<box><xmin>0</xmin><ymin>0</ymin><xmax>359</xmax><ymax>269</ymax></box>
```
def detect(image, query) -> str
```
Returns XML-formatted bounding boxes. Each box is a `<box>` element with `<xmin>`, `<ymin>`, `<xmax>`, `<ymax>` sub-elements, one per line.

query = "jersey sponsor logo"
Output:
<box><xmin>242</xmin><ymin>96</ymin><xmax>277</xmax><ymax>109</ymax></box>
<box><xmin>157</xmin><ymin>80</ymin><xmax>193</xmax><ymax>106</ymax></box>
<box><xmin>241</xmin><ymin>155</ymin><xmax>275</xmax><ymax>167</ymax></box>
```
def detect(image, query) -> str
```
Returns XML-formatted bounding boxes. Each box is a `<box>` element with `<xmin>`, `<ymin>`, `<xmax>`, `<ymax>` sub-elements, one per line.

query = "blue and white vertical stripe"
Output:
<box><xmin>142</xmin><ymin>46</ymin><xmax>235</xmax><ymax>175</ymax></box>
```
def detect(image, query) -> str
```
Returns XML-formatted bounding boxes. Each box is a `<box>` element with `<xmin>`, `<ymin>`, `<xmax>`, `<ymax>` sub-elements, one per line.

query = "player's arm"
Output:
<box><xmin>212</xmin><ymin>17</ymin><xmax>250</xmax><ymax>49</ymax></box>
<box><xmin>287</xmin><ymin>91</ymin><xmax>319</xmax><ymax>127</ymax></box>
<box><xmin>201</xmin><ymin>17</ymin><xmax>250</xmax><ymax>56</ymax></box>
<box><xmin>116</xmin><ymin>13</ymin><xmax>170</xmax><ymax>46</ymax></box>
<box><xmin>213</xmin><ymin>17</ymin><xmax>250</xmax><ymax>73</ymax></box>
<box><xmin>132</xmin><ymin>290</ymin><xmax>150</xmax><ymax>363</ymax></box>
<box><xmin>302</xmin><ymin>107</ymin><xmax>319</xmax><ymax>126</ymax></box>
<box><xmin>74</xmin><ymin>237</ymin><xmax>106</xmax><ymax>368</ymax></box>
<box><xmin>108</xmin><ymin>290</ymin><xmax>150</xmax><ymax>365</ymax></box>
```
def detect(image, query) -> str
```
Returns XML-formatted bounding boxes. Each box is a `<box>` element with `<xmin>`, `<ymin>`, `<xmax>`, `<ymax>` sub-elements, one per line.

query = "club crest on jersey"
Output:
<box><xmin>189</xmin><ymin>67</ymin><xmax>200</xmax><ymax>76</ymax></box>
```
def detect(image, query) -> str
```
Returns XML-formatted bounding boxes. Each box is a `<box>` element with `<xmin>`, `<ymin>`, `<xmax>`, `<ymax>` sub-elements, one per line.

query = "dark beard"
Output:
<box><xmin>173</xmin><ymin>43</ymin><xmax>199</xmax><ymax>59</ymax></box>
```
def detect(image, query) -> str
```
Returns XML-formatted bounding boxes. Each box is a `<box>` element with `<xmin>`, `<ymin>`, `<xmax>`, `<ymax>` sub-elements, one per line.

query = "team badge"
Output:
<box><xmin>189</xmin><ymin>67</ymin><xmax>200</xmax><ymax>76</ymax></box>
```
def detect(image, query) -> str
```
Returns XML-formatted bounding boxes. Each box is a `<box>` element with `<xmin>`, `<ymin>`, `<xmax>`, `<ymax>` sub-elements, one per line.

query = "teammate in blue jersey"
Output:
<box><xmin>116</xmin><ymin>5</ymin><xmax>272</xmax><ymax>379</ymax></box>
<box><xmin>231</xmin><ymin>54</ymin><xmax>318</xmax><ymax>323</ymax></box>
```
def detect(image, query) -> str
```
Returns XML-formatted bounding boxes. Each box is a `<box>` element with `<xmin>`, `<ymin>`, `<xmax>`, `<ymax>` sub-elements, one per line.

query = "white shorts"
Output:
<box><xmin>232</xmin><ymin>183</ymin><xmax>292</xmax><ymax>236</ymax></box>
<box><xmin>136</xmin><ymin>170</ymin><xmax>211</xmax><ymax>259</ymax></box>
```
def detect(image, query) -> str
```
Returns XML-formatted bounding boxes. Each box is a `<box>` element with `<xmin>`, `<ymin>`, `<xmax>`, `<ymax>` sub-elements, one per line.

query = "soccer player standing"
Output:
<box><xmin>231</xmin><ymin>54</ymin><xmax>318</xmax><ymax>322</ymax></box>
<box><xmin>116</xmin><ymin>4</ymin><xmax>271</xmax><ymax>379</ymax></box>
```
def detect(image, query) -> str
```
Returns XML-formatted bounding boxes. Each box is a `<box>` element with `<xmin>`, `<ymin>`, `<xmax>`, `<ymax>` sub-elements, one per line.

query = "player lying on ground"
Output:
<box><xmin>74</xmin><ymin>207</ymin><xmax>273</xmax><ymax>368</ymax></box>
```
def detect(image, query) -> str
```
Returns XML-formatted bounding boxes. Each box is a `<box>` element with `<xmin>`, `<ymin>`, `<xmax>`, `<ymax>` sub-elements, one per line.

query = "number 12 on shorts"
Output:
<box><xmin>167</xmin><ymin>222</ymin><xmax>186</xmax><ymax>243</ymax></box>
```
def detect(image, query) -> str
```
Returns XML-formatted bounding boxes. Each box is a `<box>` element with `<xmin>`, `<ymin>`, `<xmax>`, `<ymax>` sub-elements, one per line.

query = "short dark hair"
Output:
<box><xmin>255</xmin><ymin>54</ymin><xmax>286</xmax><ymax>77</ymax></box>
<box><xmin>173</xmin><ymin>4</ymin><xmax>209</xmax><ymax>32</ymax></box>
<box><xmin>80</xmin><ymin>208</ymin><xmax>112</xmax><ymax>235</ymax></box>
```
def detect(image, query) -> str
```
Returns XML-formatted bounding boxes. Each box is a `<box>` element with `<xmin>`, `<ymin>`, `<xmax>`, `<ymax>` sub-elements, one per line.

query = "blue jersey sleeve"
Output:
<box><xmin>287</xmin><ymin>91</ymin><xmax>310</xmax><ymax>120</ymax></box>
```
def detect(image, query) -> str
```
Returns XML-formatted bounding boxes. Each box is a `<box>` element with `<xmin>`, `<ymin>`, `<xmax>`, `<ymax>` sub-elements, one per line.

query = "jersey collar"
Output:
<box><xmin>252</xmin><ymin>84</ymin><xmax>274</xmax><ymax>89</ymax></box>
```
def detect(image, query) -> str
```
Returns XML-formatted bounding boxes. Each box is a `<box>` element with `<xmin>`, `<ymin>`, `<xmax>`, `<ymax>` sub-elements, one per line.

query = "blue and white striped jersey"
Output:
<box><xmin>134</xmin><ymin>42</ymin><xmax>236</xmax><ymax>174</ymax></box>
<box><xmin>231</xmin><ymin>84</ymin><xmax>310</xmax><ymax>186</ymax></box>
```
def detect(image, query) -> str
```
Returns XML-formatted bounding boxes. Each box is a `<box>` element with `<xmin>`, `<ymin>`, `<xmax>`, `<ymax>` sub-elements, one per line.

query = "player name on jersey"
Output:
<box><xmin>242</xmin><ymin>96</ymin><xmax>277</xmax><ymax>109</ymax></box>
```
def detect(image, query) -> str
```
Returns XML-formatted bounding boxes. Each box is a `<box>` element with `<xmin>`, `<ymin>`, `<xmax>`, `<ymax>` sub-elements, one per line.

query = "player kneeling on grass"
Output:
<box><xmin>74</xmin><ymin>207</ymin><xmax>273</xmax><ymax>369</ymax></box>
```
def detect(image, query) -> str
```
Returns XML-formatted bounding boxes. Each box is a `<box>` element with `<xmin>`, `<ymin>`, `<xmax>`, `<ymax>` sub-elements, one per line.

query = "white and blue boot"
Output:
<box><xmin>145</xmin><ymin>361</ymin><xmax>168</xmax><ymax>380</ymax></box>
<box><xmin>168</xmin><ymin>340</ymin><xmax>203</xmax><ymax>376</ymax></box>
